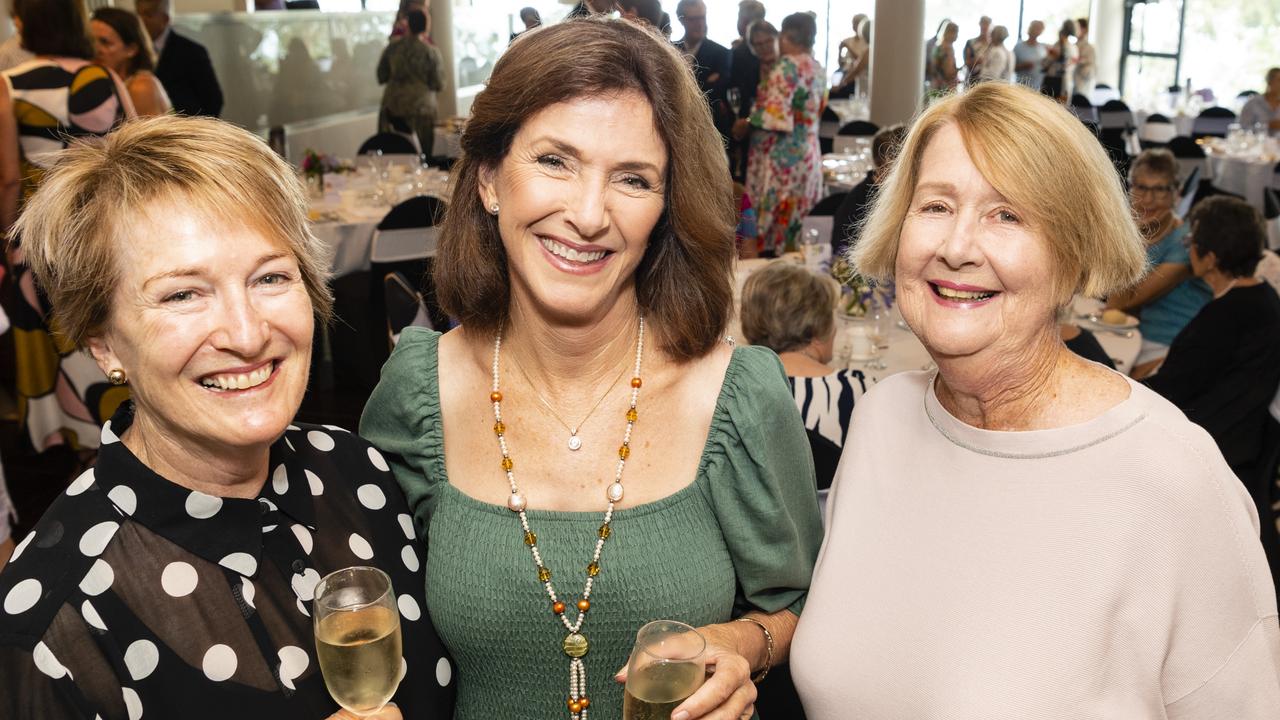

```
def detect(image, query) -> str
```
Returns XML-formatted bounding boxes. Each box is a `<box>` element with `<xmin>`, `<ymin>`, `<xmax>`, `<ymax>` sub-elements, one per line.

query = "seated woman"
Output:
<box><xmin>1145</xmin><ymin>196</ymin><xmax>1280</xmax><ymax>590</ymax></box>
<box><xmin>90</xmin><ymin>8</ymin><xmax>170</xmax><ymax>116</ymax></box>
<box><xmin>361</xmin><ymin>17</ymin><xmax>822</xmax><ymax>720</ymax></box>
<box><xmin>0</xmin><ymin>116</ymin><xmax>453</xmax><ymax>719</ymax></box>
<box><xmin>740</xmin><ymin>261</ymin><xmax>866</xmax><ymax>499</ymax></box>
<box><xmin>1107</xmin><ymin>148</ymin><xmax>1211</xmax><ymax>372</ymax></box>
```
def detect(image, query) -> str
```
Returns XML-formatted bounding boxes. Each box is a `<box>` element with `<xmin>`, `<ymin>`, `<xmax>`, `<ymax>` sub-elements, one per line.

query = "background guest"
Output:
<box><xmin>832</xmin><ymin>124</ymin><xmax>907</xmax><ymax>255</ymax></box>
<box><xmin>510</xmin><ymin>6</ymin><xmax>541</xmax><ymax>42</ymax></box>
<box><xmin>741</xmin><ymin>262</ymin><xmax>866</xmax><ymax>498</ymax></box>
<box><xmin>676</xmin><ymin>0</ymin><xmax>734</xmax><ymax>149</ymax></box>
<box><xmin>976</xmin><ymin>25</ymin><xmax>1013</xmax><ymax>83</ymax></box>
<box><xmin>1039</xmin><ymin>18</ymin><xmax>1077</xmax><ymax>102</ymax></box>
<box><xmin>1240</xmin><ymin>67</ymin><xmax>1280</xmax><ymax>135</ymax></box>
<box><xmin>832</xmin><ymin>13</ymin><xmax>869</xmax><ymax>98</ymax></box>
<box><xmin>617</xmin><ymin>0</ymin><xmax>662</xmax><ymax>29</ymax></box>
<box><xmin>567</xmin><ymin>0</ymin><xmax>614</xmax><ymax>19</ymax></box>
<box><xmin>1013</xmin><ymin>19</ymin><xmax>1046</xmax><ymax>90</ymax></box>
<box><xmin>961</xmin><ymin>15</ymin><xmax>991</xmax><ymax>86</ymax></box>
<box><xmin>361</xmin><ymin>18</ymin><xmax>821</xmax><ymax>719</ymax></box>
<box><xmin>728</xmin><ymin>0</ymin><xmax>766</xmax><ymax>181</ymax></box>
<box><xmin>1145</xmin><ymin>196</ymin><xmax>1280</xmax><ymax>593</ymax></box>
<box><xmin>793</xmin><ymin>81</ymin><xmax>1280</xmax><ymax>718</ymax></box>
<box><xmin>0</xmin><ymin>9</ymin><xmax>32</xmax><ymax>71</ymax></box>
<box><xmin>1108</xmin><ymin>149</ymin><xmax>1211</xmax><ymax>372</ymax></box>
<box><xmin>135</xmin><ymin>0</ymin><xmax>223</xmax><ymax>117</ymax></box>
<box><xmin>4</xmin><ymin>0</ymin><xmax>133</xmax><ymax>460</ymax></box>
<box><xmin>376</xmin><ymin>9</ymin><xmax>444</xmax><ymax>157</ymax></box>
<box><xmin>745</xmin><ymin>12</ymin><xmax>824</xmax><ymax>254</ymax></box>
<box><xmin>0</xmin><ymin>114</ymin><xmax>454</xmax><ymax>719</ymax></box>
<box><xmin>91</xmin><ymin>8</ymin><xmax>171</xmax><ymax>117</ymax></box>
<box><xmin>926</xmin><ymin>21</ymin><xmax>959</xmax><ymax>95</ymax></box>
<box><xmin>1073</xmin><ymin>17</ymin><xmax>1096</xmax><ymax>98</ymax></box>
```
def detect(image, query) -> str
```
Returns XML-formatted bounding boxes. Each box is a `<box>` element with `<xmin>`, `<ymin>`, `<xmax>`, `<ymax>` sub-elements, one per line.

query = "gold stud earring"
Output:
<box><xmin>107</xmin><ymin>368</ymin><xmax>128</xmax><ymax>386</ymax></box>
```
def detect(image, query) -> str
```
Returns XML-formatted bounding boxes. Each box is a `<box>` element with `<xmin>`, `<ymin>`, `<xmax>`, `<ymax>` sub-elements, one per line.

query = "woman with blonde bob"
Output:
<box><xmin>0</xmin><ymin>116</ymin><xmax>454</xmax><ymax>719</ymax></box>
<box><xmin>791</xmin><ymin>82</ymin><xmax>1280</xmax><ymax>717</ymax></box>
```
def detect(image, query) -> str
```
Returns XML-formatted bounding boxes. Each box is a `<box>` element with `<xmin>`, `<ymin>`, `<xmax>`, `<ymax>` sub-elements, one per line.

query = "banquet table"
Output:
<box><xmin>730</xmin><ymin>258</ymin><xmax>1143</xmax><ymax>379</ymax></box>
<box><xmin>1205</xmin><ymin>150</ymin><xmax>1277</xmax><ymax>211</ymax></box>
<box><xmin>309</xmin><ymin>163</ymin><xmax>451</xmax><ymax>276</ymax></box>
<box><xmin>833</xmin><ymin>300</ymin><xmax>1142</xmax><ymax>381</ymax></box>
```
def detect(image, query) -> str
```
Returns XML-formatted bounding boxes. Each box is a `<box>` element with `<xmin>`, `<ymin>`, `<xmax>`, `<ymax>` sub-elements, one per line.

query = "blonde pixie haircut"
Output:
<box><xmin>852</xmin><ymin>83</ymin><xmax>1146</xmax><ymax>303</ymax></box>
<box><xmin>740</xmin><ymin>262</ymin><xmax>837</xmax><ymax>354</ymax></box>
<box><xmin>13</xmin><ymin>115</ymin><xmax>333</xmax><ymax>349</ymax></box>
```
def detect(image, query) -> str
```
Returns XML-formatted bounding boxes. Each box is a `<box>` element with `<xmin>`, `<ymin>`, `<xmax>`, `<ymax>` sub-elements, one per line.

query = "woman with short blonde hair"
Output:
<box><xmin>793</xmin><ymin>82</ymin><xmax>1280</xmax><ymax>717</ymax></box>
<box><xmin>0</xmin><ymin>115</ymin><xmax>453</xmax><ymax>719</ymax></box>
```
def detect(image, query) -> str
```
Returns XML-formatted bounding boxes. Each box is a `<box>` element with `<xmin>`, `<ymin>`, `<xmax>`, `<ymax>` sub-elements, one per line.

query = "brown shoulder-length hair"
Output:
<box><xmin>436</xmin><ymin>16</ymin><xmax>736</xmax><ymax>362</ymax></box>
<box><xmin>16</xmin><ymin>0</ymin><xmax>94</xmax><ymax>60</ymax></box>
<box><xmin>92</xmin><ymin>8</ymin><xmax>159</xmax><ymax>76</ymax></box>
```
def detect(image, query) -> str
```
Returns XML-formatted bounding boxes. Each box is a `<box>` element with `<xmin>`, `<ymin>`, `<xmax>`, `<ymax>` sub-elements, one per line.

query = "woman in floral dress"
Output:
<box><xmin>746</xmin><ymin>12</ymin><xmax>825</xmax><ymax>254</ymax></box>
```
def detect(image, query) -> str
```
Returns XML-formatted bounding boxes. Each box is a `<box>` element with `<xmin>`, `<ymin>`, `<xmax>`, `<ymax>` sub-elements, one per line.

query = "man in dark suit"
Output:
<box><xmin>566</xmin><ymin>0</ymin><xmax>615</xmax><ymax>19</ymax></box>
<box><xmin>136</xmin><ymin>0</ymin><xmax>224</xmax><ymax>118</ymax></box>
<box><xmin>675</xmin><ymin>0</ymin><xmax>733</xmax><ymax>158</ymax></box>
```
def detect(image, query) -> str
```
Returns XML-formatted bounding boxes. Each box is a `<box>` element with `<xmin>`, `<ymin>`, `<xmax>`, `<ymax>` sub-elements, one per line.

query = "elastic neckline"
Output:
<box><xmin>427</xmin><ymin>333</ymin><xmax>749</xmax><ymax>519</ymax></box>
<box><xmin>923</xmin><ymin>373</ymin><xmax>1149</xmax><ymax>459</ymax></box>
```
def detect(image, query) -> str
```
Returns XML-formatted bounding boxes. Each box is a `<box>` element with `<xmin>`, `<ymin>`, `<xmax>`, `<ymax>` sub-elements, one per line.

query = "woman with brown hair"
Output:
<box><xmin>361</xmin><ymin>16</ymin><xmax>821</xmax><ymax>720</ymax></box>
<box><xmin>91</xmin><ymin>8</ymin><xmax>171</xmax><ymax>117</ymax></box>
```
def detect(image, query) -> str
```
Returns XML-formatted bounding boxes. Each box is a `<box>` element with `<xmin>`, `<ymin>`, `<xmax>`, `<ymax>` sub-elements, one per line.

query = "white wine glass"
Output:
<box><xmin>623</xmin><ymin>620</ymin><xmax>707</xmax><ymax>720</ymax></box>
<box><xmin>314</xmin><ymin>566</ymin><xmax>404</xmax><ymax>717</ymax></box>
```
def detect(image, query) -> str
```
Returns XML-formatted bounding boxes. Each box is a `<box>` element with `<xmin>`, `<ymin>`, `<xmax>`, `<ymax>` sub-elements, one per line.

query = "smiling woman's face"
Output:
<box><xmin>478</xmin><ymin>91</ymin><xmax>668</xmax><ymax>326</ymax></box>
<box><xmin>895</xmin><ymin>123</ymin><xmax>1059</xmax><ymax>361</ymax></box>
<box><xmin>88</xmin><ymin>200</ymin><xmax>314</xmax><ymax>452</ymax></box>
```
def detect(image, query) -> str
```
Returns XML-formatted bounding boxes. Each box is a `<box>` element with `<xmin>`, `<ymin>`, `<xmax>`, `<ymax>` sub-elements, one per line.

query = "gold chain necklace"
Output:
<box><xmin>510</xmin><ymin>359</ymin><xmax>629</xmax><ymax>451</ymax></box>
<box><xmin>490</xmin><ymin>316</ymin><xmax>645</xmax><ymax>719</ymax></box>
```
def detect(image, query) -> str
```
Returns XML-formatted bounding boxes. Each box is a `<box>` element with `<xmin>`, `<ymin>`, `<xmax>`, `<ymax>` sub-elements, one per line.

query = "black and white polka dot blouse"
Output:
<box><xmin>0</xmin><ymin>403</ymin><xmax>455</xmax><ymax>719</ymax></box>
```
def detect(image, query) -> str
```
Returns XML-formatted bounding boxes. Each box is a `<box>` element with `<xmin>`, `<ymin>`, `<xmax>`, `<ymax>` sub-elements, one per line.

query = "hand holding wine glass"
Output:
<box><xmin>619</xmin><ymin>621</ymin><xmax>707</xmax><ymax>720</ymax></box>
<box><xmin>617</xmin><ymin>620</ymin><xmax>758</xmax><ymax>720</ymax></box>
<box><xmin>314</xmin><ymin>567</ymin><xmax>404</xmax><ymax>718</ymax></box>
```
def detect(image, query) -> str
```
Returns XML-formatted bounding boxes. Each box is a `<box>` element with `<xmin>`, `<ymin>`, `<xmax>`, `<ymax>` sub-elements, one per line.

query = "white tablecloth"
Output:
<box><xmin>729</xmin><ymin>257</ymin><xmax>1143</xmax><ymax>378</ymax></box>
<box><xmin>309</xmin><ymin>166</ymin><xmax>450</xmax><ymax>276</ymax></box>
<box><xmin>1207</xmin><ymin>152</ymin><xmax>1275</xmax><ymax>211</ymax></box>
<box><xmin>835</xmin><ymin>302</ymin><xmax>1142</xmax><ymax>379</ymax></box>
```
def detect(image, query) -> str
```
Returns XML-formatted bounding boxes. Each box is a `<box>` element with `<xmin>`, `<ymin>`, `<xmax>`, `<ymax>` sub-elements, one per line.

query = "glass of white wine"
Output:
<box><xmin>622</xmin><ymin>620</ymin><xmax>707</xmax><ymax>720</ymax></box>
<box><xmin>313</xmin><ymin>566</ymin><xmax>404</xmax><ymax>717</ymax></box>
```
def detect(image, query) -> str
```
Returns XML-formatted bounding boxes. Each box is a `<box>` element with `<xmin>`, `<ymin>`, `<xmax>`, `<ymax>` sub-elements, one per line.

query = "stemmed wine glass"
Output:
<box><xmin>866</xmin><ymin>306</ymin><xmax>891</xmax><ymax>371</ymax></box>
<box><xmin>622</xmin><ymin>620</ymin><xmax>707</xmax><ymax>720</ymax></box>
<box><xmin>314</xmin><ymin>567</ymin><xmax>404</xmax><ymax>717</ymax></box>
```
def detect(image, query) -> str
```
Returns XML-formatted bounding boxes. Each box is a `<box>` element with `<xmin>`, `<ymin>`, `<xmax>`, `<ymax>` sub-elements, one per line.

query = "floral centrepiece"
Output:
<box><xmin>832</xmin><ymin>256</ymin><xmax>894</xmax><ymax>317</ymax></box>
<box><xmin>301</xmin><ymin>149</ymin><xmax>351</xmax><ymax>179</ymax></box>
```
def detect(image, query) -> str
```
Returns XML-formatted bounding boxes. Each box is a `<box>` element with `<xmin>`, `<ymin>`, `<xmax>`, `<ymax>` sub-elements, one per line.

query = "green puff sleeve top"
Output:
<box><xmin>360</xmin><ymin>329</ymin><xmax>823</xmax><ymax>719</ymax></box>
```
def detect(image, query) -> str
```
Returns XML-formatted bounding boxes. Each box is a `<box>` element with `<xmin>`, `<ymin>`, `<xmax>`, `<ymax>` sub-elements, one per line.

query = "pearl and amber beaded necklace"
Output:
<box><xmin>490</xmin><ymin>316</ymin><xmax>645</xmax><ymax>719</ymax></box>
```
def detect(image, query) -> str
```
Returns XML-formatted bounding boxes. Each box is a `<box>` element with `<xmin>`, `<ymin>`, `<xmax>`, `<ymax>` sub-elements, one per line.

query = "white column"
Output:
<box><xmin>430</xmin><ymin>0</ymin><xmax>457</xmax><ymax>118</ymax></box>
<box><xmin>869</xmin><ymin>0</ymin><xmax>924</xmax><ymax>128</ymax></box>
<box><xmin>1091</xmin><ymin>0</ymin><xmax>1124</xmax><ymax>90</ymax></box>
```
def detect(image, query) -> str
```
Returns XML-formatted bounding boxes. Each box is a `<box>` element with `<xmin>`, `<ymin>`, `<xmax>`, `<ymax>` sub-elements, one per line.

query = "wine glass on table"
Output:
<box><xmin>866</xmin><ymin>306</ymin><xmax>890</xmax><ymax>371</ymax></box>
<box><xmin>623</xmin><ymin>620</ymin><xmax>707</xmax><ymax>720</ymax></box>
<box><xmin>314</xmin><ymin>567</ymin><xmax>404</xmax><ymax>717</ymax></box>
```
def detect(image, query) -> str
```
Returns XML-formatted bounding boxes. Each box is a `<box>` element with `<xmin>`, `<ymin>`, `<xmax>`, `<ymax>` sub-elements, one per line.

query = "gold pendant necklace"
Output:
<box><xmin>510</xmin><ymin>358</ymin><xmax>629</xmax><ymax>451</ymax></box>
<box><xmin>489</xmin><ymin>316</ymin><xmax>645</xmax><ymax>718</ymax></box>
